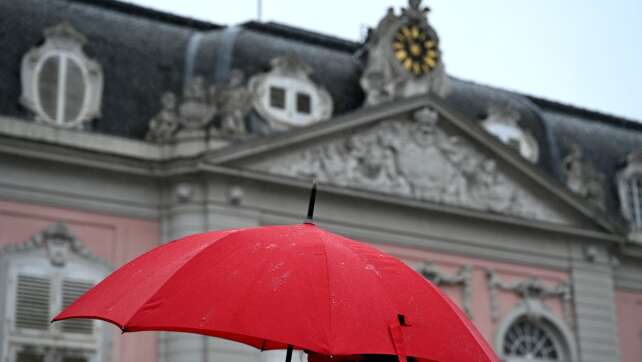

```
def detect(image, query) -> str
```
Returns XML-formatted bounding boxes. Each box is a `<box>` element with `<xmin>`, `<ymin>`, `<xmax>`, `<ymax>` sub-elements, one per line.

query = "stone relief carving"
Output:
<box><xmin>145</xmin><ymin>92</ymin><xmax>179</xmax><ymax>143</ymax></box>
<box><xmin>486</xmin><ymin>269</ymin><xmax>572</xmax><ymax>327</ymax></box>
<box><xmin>217</xmin><ymin>70</ymin><xmax>253</xmax><ymax>138</ymax></box>
<box><xmin>420</xmin><ymin>262</ymin><xmax>472</xmax><ymax>319</ymax></box>
<box><xmin>562</xmin><ymin>144</ymin><xmax>605</xmax><ymax>209</ymax></box>
<box><xmin>360</xmin><ymin>0</ymin><xmax>449</xmax><ymax>105</ymax></box>
<box><xmin>146</xmin><ymin>55</ymin><xmax>331</xmax><ymax>143</ymax></box>
<box><xmin>178</xmin><ymin>76</ymin><xmax>218</xmax><ymax>130</ymax></box>
<box><xmin>146</xmin><ymin>71</ymin><xmax>252</xmax><ymax>143</ymax></box>
<box><xmin>248</xmin><ymin>54</ymin><xmax>333</xmax><ymax>130</ymax></box>
<box><xmin>0</xmin><ymin>222</ymin><xmax>110</xmax><ymax>268</ymax></box>
<box><xmin>258</xmin><ymin>107</ymin><xmax>561</xmax><ymax>223</ymax></box>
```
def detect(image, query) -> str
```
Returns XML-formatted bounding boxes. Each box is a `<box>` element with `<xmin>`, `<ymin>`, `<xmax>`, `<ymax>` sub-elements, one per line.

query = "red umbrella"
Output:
<box><xmin>53</xmin><ymin>185</ymin><xmax>498</xmax><ymax>362</ymax></box>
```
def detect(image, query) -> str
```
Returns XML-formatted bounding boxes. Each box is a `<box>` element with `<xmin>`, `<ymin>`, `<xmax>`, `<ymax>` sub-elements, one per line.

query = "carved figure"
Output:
<box><xmin>262</xmin><ymin>107</ymin><xmax>560</xmax><ymax>222</ymax></box>
<box><xmin>218</xmin><ymin>70</ymin><xmax>253</xmax><ymax>138</ymax></box>
<box><xmin>178</xmin><ymin>76</ymin><xmax>217</xmax><ymax>129</ymax></box>
<box><xmin>146</xmin><ymin>92</ymin><xmax>179</xmax><ymax>143</ymax></box>
<box><xmin>562</xmin><ymin>144</ymin><xmax>605</xmax><ymax>208</ymax></box>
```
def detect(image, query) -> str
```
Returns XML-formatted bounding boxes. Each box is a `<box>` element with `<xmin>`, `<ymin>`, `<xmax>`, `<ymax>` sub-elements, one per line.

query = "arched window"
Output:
<box><xmin>495</xmin><ymin>305</ymin><xmax>577</xmax><ymax>362</ymax></box>
<box><xmin>0</xmin><ymin>223</ymin><xmax>113</xmax><ymax>362</ymax></box>
<box><xmin>21</xmin><ymin>22</ymin><xmax>103</xmax><ymax>129</ymax></box>
<box><xmin>502</xmin><ymin>318</ymin><xmax>563</xmax><ymax>361</ymax></box>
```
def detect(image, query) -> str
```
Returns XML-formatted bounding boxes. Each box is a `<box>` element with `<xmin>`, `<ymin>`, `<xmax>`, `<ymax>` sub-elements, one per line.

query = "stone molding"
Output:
<box><xmin>419</xmin><ymin>262</ymin><xmax>472</xmax><ymax>318</ymax></box>
<box><xmin>0</xmin><ymin>222</ymin><xmax>111</xmax><ymax>269</ymax></box>
<box><xmin>486</xmin><ymin>269</ymin><xmax>572</xmax><ymax>327</ymax></box>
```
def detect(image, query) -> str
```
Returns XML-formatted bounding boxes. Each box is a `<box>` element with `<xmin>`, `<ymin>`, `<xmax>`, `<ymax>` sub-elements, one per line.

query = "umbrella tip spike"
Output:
<box><xmin>304</xmin><ymin>179</ymin><xmax>317</xmax><ymax>224</ymax></box>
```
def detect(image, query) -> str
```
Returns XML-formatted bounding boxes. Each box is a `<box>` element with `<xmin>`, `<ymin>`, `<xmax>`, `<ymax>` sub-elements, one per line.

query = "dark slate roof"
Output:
<box><xmin>0</xmin><ymin>0</ymin><xmax>207</xmax><ymax>138</ymax></box>
<box><xmin>444</xmin><ymin>78</ymin><xmax>559</xmax><ymax>177</ymax></box>
<box><xmin>2</xmin><ymin>0</ymin><xmax>641</xmax><ymax>224</ymax></box>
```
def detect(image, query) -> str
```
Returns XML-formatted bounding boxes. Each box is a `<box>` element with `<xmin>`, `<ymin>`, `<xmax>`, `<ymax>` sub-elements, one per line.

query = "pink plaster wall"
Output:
<box><xmin>615</xmin><ymin>290</ymin><xmax>642</xmax><ymax>362</ymax></box>
<box><xmin>377</xmin><ymin>244</ymin><xmax>569</xmax><ymax>347</ymax></box>
<box><xmin>0</xmin><ymin>200</ymin><xmax>160</xmax><ymax>362</ymax></box>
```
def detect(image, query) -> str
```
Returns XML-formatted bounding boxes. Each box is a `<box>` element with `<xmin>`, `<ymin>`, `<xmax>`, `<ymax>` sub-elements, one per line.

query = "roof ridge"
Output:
<box><xmin>452</xmin><ymin>77</ymin><xmax>642</xmax><ymax>130</ymax></box>
<box><xmin>66</xmin><ymin>0</ymin><xmax>223</xmax><ymax>30</ymax></box>
<box><xmin>241</xmin><ymin>21</ymin><xmax>362</xmax><ymax>52</ymax></box>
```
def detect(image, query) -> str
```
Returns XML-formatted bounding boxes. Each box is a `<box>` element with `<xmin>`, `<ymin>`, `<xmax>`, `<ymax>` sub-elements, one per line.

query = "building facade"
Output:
<box><xmin>1</xmin><ymin>1</ymin><xmax>641</xmax><ymax>362</ymax></box>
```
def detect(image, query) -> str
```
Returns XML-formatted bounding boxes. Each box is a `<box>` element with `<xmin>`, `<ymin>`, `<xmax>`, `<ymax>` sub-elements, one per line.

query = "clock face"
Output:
<box><xmin>392</xmin><ymin>24</ymin><xmax>439</xmax><ymax>77</ymax></box>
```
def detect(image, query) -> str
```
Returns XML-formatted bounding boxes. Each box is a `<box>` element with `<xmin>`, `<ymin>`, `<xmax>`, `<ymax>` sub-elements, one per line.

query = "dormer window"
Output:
<box><xmin>481</xmin><ymin>107</ymin><xmax>539</xmax><ymax>163</ymax></box>
<box><xmin>249</xmin><ymin>55</ymin><xmax>333</xmax><ymax>130</ymax></box>
<box><xmin>617</xmin><ymin>150</ymin><xmax>642</xmax><ymax>242</ymax></box>
<box><xmin>20</xmin><ymin>22</ymin><xmax>103</xmax><ymax>129</ymax></box>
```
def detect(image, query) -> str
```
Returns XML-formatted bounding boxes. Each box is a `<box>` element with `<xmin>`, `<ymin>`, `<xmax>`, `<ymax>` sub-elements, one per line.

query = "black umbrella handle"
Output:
<box><xmin>285</xmin><ymin>345</ymin><xmax>293</xmax><ymax>362</ymax></box>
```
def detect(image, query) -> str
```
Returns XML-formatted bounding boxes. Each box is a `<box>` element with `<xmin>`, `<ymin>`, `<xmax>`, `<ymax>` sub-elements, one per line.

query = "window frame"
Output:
<box><xmin>0</xmin><ymin>224</ymin><xmax>113</xmax><ymax>362</ymax></box>
<box><xmin>32</xmin><ymin>50</ymin><xmax>91</xmax><ymax>127</ymax></box>
<box><xmin>248</xmin><ymin>54</ymin><xmax>333</xmax><ymax>129</ymax></box>
<box><xmin>494</xmin><ymin>303</ymin><xmax>577</xmax><ymax>362</ymax></box>
<box><xmin>20</xmin><ymin>22</ymin><xmax>103</xmax><ymax>129</ymax></box>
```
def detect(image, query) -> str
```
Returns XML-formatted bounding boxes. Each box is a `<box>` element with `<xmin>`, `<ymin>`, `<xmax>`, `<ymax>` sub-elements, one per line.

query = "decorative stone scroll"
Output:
<box><xmin>0</xmin><ymin>222</ymin><xmax>109</xmax><ymax>268</ymax></box>
<box><xmin>256</xmin><ymin>107</ymin><xmax>562</xmax><ymax>223</ymax></box>
<box><xmin>486</xmin><ymin>269</ymin><xmax>572</xmax><ymax>327</ymax></box>
<box><xmin>420</xmin><ymin>262</ymin><xmax>472</xmax><ymax>318</ymax></box>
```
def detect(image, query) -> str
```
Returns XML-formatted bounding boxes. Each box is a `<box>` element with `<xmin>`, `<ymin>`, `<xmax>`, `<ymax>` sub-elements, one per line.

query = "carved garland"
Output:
<box><xmin>420</xmin><ymin>262</ymin><xmax>472</xmax><ymax>319</ymax></box>
<box><xmin>486</xmin><ymin>269</ymin><xmax>572</xmax><ymax>327</ymax></box>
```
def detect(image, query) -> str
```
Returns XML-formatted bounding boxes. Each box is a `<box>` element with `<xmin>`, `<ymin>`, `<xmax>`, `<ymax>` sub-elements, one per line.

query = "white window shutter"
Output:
<box><xmin>15</xmin><ymin>275</ymin><xmax>51</xmax><ymax>330</ymax></box>
<box><xmin>15</xmin><ymin>350</ymin><xmax>46</xmax><ymax>362</ymax></box>
<box><xmin>60</xmin><ymin>279</ymin><xmax>95</xmax><ymax>334</ymax></box>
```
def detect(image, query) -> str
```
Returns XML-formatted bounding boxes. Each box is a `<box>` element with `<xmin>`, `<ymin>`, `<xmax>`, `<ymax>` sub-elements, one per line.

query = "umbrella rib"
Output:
<box><xmin>121</xmin><ymin>229</ymin><xmax>245</xmax><ymax>330</ymax></box>
<box><xmin>321</xmin><ymin>233</ymin><xmax>333</xmax><ymax>353</ymax></box>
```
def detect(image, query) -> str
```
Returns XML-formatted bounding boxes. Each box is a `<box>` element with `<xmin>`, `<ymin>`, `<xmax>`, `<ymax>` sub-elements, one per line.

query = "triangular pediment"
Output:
<box><xmin>210</xmin><ymin>97</ymin><xmax>615</xmax><ymax>231</ymax></box>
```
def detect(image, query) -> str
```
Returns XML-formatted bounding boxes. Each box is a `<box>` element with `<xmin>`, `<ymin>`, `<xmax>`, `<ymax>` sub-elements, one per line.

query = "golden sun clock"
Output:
<box><xmin>392</xmin><ymin>24</ymin><xmax>439</xmax><ymax>77</ymax></box>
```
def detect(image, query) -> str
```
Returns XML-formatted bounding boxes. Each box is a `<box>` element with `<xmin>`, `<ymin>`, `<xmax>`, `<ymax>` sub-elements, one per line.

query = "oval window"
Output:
<box><xmin>35</xmin><ymin>53</ymin><xmax>88</xmax><ymax>126</ymax></box>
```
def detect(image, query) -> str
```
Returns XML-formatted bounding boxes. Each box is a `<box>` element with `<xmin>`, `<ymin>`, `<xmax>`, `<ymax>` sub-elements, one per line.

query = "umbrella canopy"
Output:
<box><xmin>54</xmin><ymin>223</ymin><xmax>498</xmax><ymax>362</ymax></box>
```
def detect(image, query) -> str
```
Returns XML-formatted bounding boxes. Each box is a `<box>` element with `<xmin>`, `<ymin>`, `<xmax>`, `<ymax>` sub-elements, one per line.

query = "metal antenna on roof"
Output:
<box><xmin>257</xmin><ymin>0</ymin><xmax>263</xmax><ymax>21</ymax></box>
<box><xmin>304</xmin><ymin>179</ymin><xmax>317</xmax><ymax>224</ymax></box>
